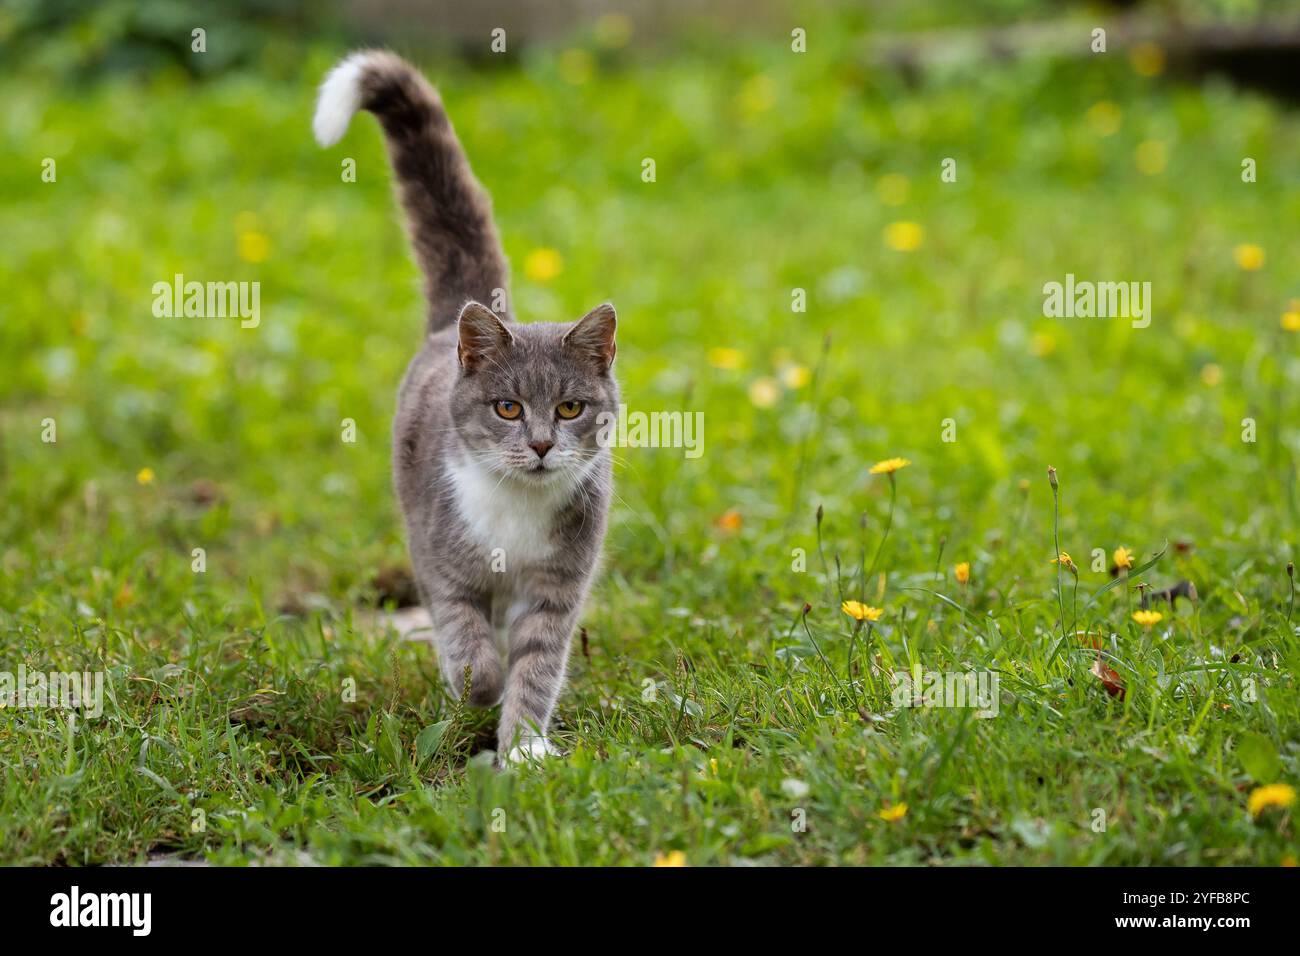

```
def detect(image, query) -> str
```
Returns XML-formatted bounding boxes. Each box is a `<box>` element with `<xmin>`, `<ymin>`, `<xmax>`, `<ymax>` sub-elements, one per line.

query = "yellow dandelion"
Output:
<box><xmin>1247</xmin><ymin>783</ymin><xmax>1296</xmax><ymax>819</ymax></box>
<box><xmin>1129</xmin><ymin>42</ymin><xmax>1166</xmax><ymax>77</ymax></box>
<box><xmin>1234</xmin><ymin>244</ymin><xmax>1265</xmax><ymax>271</ymax></box>
<box><xmin>876</xmin><ymin>173</ymin><xmax>910</xmax><ymax>207</ymax></box>
<box><xmin>1086</xmin><ymin>101</ymin><xmax>1121</xmax><ymax>136</ymax></box>
<box><xmin>1281</xmin><ymin>311</ymin><xmax>1300</xmax><ymax>333</ymax></box>
<box><xmin>841</xmin><ymin>600</ymin><xmax>883</xmax><ymax>623</ymax></box>
<box><xmin>747</xmin><ymin>377</ymin><xmax>780</xmax><ymax>409</ymax></box>
<box><xmin>1030</xmin><ymin>332</ymin><xmax>1057</xmax><ymax>358</ymax></box>
<box><xmin>780</xmin><ymin>364</ymin><xmax>811</xmax><ymax>389</ymax></box>
<box><xmin>706</xmin><ymin>347</ymin><xmax>744</xmax><ymax>370</ymax></box>
<box><xmin>136</xmin><ymin>467</ymin><xmax>155</xmax><ymax>486</ymax></box>
<box><xmin>237</xmin><ymin>230</ymin><xmax>270</xmax><ymax>264</ymax></box>
<box><xmin>1051</xmin><ymin>551</ymin><xmax>1078</xmax><ymax>575</ymax></box>
<box><xmin>1132</xmin><ymin>609</ymin><xmax>1163</xmax><ymax>628</ymax></box>
<box><xmin>652</xmin><ymin>850</ymin><xmax>687</xmax><ymax>867</ymax></box>
<box><xmin>523</xmin><ymin>248</ymin><xmax>563</xmax><ymax>282</ymax></box>
<box><xmin>1113</xmin><ymin>547</ymin><xmax>1134</xmax><ymax>571</ymax></box>
<box><xmin>1135</xmin><ymin>140</ymin><xmax>1167</xmax><ymax>176</ymax></box>
<box><xmin>869</xmin><ymin>457</ymin><xmax>911</xmax><ymax>476</ymax></box>
<box><xmin>954</xmin><ymin>562</ymin><xmax>970</xmax><ymax>585</ymax></box>
<box><xmin>1200</xmin><ymin>363</ymin><xmax>1223</xmax><ymax>387</ymax></box>
<box><xmin>877</xmin><ymin>802</ymin><xmax>908</xmax><ymax>822</ymax></box>
<box><xmin>884</xmin><ymin>221</ymin><xmax>923</xmax><ymax>252</ymax></box>
<box><xmin>737</xmin><ymin>74</ymin><xmax>776</xmax><ymax>117</ymax></box>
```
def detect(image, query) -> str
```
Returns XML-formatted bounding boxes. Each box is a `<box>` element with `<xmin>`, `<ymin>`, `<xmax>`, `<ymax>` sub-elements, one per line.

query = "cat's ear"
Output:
<box><xmin>563</xmin><ymin>303</ymin><xmax>617</xmax><ymax>372</ymax></box>
<box><xmin>457</xmin><ymin>301</ymin><xmax>513</xmax><ymax>371</ymax></box>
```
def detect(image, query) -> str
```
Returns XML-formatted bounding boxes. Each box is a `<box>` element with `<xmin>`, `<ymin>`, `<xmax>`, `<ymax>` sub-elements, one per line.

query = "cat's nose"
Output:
<box><xmin>529</xmin><ymin>440</ymin><xmax>553</xmax><ymax>459</ymax></box>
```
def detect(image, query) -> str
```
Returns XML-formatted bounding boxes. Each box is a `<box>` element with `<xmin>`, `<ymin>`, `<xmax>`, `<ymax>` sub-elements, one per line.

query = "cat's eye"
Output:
<box><xmin>556</xmin><ymin>400</ymin><xmax>584</xmax><ymax>420</ymax></box>
<box><xmin>494</xmin><ymin>400</ymin><xmax>523</xmax><ymax>420</ymax></box>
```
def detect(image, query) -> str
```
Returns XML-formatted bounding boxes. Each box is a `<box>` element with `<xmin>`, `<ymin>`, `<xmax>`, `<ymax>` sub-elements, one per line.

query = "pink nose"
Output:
<box><xmin>529</xmin><ymin>441</ymin><xmax>553</xmax><ymax>459</ymax></box>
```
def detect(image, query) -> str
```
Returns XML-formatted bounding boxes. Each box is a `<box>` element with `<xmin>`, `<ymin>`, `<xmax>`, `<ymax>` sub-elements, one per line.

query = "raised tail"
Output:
<box><xmin>313</xmin><ymin>50</ymin><xmax>510</xmax><ymax>331</ymax></box>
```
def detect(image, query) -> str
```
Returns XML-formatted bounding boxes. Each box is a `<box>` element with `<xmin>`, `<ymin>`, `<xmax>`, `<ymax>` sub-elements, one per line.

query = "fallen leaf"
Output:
<box><xmin>1090</xmin><ymin>652</ymin><xmax>1125</xmax><ymax>699</ymax></box>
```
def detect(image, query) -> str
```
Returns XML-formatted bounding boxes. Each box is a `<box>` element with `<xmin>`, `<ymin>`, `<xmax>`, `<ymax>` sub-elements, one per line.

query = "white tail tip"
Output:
<box><xmin>313</xmin><ymin>52</ymin><xmax>373</xmax><ymax>147</ymax></box>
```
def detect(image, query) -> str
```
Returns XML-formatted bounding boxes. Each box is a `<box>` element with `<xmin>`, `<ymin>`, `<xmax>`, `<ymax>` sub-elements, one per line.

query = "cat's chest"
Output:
<box><xmin>445</xmin><ymin>457</ymin><xmax>567</xmax><ymax>570</ymax></box>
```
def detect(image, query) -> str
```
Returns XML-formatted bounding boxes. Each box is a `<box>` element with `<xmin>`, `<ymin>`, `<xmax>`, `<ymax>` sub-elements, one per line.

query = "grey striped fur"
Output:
<box><xmin>316</xmin><ymin>51</ymin><xmax>617</xmax><ymax>762</ymax></box>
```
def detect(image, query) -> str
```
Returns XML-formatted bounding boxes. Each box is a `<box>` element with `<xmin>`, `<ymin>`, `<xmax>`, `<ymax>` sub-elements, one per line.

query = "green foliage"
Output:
<box><xmin>1</xmin><ymin>9</ymin><xmax>1298</xmax><ymax>864</ymax></box>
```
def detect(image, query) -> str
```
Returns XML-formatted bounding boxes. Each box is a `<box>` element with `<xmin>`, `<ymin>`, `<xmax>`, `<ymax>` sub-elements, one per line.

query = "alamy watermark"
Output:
<box><xmin>1042</xmin><ymin>274</ymin><xmax>1151</xmax><ymax>329</ymax></box>
<box><xmin>891</xmin><ymin>665</ymin><xmax>999</xmax><ymax>718</ymax></box>
<box><xmin>1</xmin><ymin>666</ymin><xmax>104</xmax><ymax>719</ymax></box>
<box><xmin>596</xmin><ymin>404</ymin><xmax>704</xmax><ymax>459</ymax></box>
<box><xmin>152</xmin><ymin>273</ymin><xmax>260</xmax><ymax>328</ymax></box>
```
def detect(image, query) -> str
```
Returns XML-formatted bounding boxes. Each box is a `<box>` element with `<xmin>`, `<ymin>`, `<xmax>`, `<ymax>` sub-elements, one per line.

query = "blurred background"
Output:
<box><xmin>2</xmin><ymin>0</ymin><xmax>1298</xmax><ymax>625</ymax></box>
<box><xmin>2</xmin><ymin>0</ymin><xmax>1300</xmax><ymax>867</ymax></box>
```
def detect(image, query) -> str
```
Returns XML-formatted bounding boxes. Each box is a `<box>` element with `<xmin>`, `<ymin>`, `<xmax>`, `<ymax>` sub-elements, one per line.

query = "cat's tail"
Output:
<box><xmin>313</xmin><ymin>50</ymin><xmax>510</xmax><ymax>331</ymax></box>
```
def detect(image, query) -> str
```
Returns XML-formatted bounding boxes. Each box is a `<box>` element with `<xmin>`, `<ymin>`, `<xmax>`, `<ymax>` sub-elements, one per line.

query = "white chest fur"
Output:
<box><xmin>446</xmin><ymin>455</ymin><xmax>569</xmax><ymax>570</ymax></box>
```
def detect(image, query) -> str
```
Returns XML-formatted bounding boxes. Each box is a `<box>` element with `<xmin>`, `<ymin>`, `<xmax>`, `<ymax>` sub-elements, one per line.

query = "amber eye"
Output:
<box><xmin>494</xmin><ymin>400</ymin><xmax>523</xmax><ymax>420</ymax></box>
<box><xmin>556</xmin><ymin>400</ymin><xmax>584</xmax><ymax>420</ymax></box>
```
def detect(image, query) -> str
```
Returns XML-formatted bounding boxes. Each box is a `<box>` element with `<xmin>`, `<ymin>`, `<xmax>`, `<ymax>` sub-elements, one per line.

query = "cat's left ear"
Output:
<box><xmin>563</xmin><ymin>303</ymin><xmax>617</xmax><ymax>372</ymax></box>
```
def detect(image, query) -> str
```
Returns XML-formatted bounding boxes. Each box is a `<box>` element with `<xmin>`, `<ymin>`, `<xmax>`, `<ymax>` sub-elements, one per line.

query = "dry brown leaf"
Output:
<box><xmin>1090</xmin><ymin>651</ymin><xmax>1125</xmax><ymax>699</ymax></box>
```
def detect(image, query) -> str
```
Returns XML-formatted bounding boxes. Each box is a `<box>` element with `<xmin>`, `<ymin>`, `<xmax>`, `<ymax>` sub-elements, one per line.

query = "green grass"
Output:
<box><xmin>2</xmin><ymin>15</ymin><xmax>1299</xmax><ymax>865</ymax></box>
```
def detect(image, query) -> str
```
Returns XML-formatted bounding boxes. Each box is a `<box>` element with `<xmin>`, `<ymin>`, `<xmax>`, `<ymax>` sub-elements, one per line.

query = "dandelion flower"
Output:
<box><xmin>869</xmin><ymin>457</ymin><xmax>911</xmax><ymax>476</ymax></box>
<box><xmin>883</xmin><ymin>221</ymin><xmax>923</xmax><ymax>252</ymax></box>
<box><xmin>747</xmin><ymin>377</ymin><xmax>780</xmax><ymax>409</ymax></box>
<box><xmin>841</xmin><ymin>600</ymin><xmax>883</xmax><ymax>622</ymax></box>
<box><xmin>780</xmin><ymin>364</ymin><xmax>811</xmax><ymax>389</ymax></box>
<box><xmin>1247</xmin><ymin>783</ymin><xmax>1296</xmax><ymax>819</ymax></box>
<box><xmin>877</xmin><ymin>802</ymin><xmax>908</xmax><ymax>822</ymax></box>
<box><xmin>737</xmin><ymin>74</ymin><xmax>776</xmax><ymax>117</ymax></box>
<box><xmin>1052</xmin><ymin>551</ymin><xmax>1078</xmax><ymax>575</ymax></box>
<box><xmin>1113</xmin><ymin>547</ymin><xmax>1134</xmax><ymax>571</ymax></box>
<box><xmin>1132</xmin><ymin>609</ymin><xmax>1163</xmax><ymax>628</ymax></box>
<box><xmin>524</xmin><ymin>248</ymin><xmax>563</xmax><ymax>282</ymax></box>
<box><xmin>652</xmin><ymin>850</ymin><xmax>687</xmax><ymax>867</ymax></box>
<box><xmin>954</xmin><ymin>562</ymin><xmax>970</xmax><ymax>584</ymax></box>
<box><xmin>237</xmin><ymin>230</ymin><xmax>270</xmax><ymax>264</ymax></box>
<box><xmin>706</xmin><ymin>347</ymin><xmax>744</xmax><ymax>370</ymax></box>
<box><xmin>136</xmin><ymin>468</ymin><xmax>155</xmax><ymax>486</ymax></box>
<box><xmin>1282</xmin><ymin>311</ymin><xmax>1300</xmax><ymax>333</ymax></box>
<box><xmin>1234</xmin><ymin>244</ymin><xmax>1265</xmax><ymax>271</ymax></box>
<box><xmin>1200</xmin><ymin>363</ymin><xmax>1223</xmax><ymax>387</ymax></box>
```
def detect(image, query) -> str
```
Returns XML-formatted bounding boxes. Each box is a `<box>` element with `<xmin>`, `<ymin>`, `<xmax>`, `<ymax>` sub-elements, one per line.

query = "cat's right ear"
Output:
<box><xmin>457</xmin><ymin>301</ymin><xmax>513</xmax><ymax>371</ymax></box>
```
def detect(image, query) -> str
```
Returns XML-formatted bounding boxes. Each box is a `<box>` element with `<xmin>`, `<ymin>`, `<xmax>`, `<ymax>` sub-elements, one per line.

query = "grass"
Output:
<box><xmin>1</xmin><ymin>12</ymin><xmax>1299</xmax><ymax>865</ymax></box>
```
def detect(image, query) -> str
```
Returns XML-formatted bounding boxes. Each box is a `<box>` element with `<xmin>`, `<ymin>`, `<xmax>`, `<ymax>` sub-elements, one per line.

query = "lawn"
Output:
<box><xmin>1</xmin><ymin>10</ymin><xmax>1298</xmax><ymax>865</ymax></box>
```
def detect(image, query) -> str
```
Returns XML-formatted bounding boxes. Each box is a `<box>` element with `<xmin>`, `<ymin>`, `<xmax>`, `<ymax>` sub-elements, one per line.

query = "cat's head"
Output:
<box><xmin>450</xmin><ymin>301</ymin><xmax>618</xmax><ymax>486</ymax></box>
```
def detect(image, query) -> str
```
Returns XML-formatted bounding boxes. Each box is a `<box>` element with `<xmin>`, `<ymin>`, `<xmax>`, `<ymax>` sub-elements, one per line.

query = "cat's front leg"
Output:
<box><xmin>498</xmin><ymin>598</ymin><xmax>577</xmax><ymax>763</ymax></box>
<box><xmin>428</xmin><ymin>593</ymin><xmax>503</xmax><ymax>707</ymax></box>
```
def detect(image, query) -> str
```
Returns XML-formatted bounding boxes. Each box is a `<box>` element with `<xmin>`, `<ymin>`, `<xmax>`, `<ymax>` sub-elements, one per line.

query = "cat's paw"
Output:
<box><xmin>450</xmin><ymin>652</ymin><xmax>503</xmax><ymax>708</ymax></box>
<box><xmin>504</xmin><ymin>735</ymin><xmax>559</xmax><ymax>765</ymax></box>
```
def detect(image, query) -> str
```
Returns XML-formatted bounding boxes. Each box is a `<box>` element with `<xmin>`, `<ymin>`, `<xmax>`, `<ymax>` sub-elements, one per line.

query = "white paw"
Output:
<box><xmin>505</xmin><ymin>736</ymin><xmax>559</xmax><ymax>764</ymax></box>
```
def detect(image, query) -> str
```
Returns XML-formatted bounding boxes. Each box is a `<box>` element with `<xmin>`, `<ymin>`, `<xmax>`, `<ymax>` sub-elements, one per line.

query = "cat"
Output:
<box><xmin>313</xmin><ymin>50</ymin><xmax>618</xmax><ymax>763</ymax></box>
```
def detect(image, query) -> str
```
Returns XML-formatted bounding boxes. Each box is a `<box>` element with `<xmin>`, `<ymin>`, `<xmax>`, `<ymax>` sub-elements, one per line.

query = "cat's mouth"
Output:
<box><xmin>515</xmin><ymin>460</ymin><xmax>562</xmax><ymax>481</ymax></box>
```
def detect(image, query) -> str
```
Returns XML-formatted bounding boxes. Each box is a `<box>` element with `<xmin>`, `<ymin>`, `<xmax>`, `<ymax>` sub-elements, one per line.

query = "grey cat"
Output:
<box><xmin>313</xmin><ymin>50</ymin><xmax>617</xmax><ymax>763</ymax></box>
